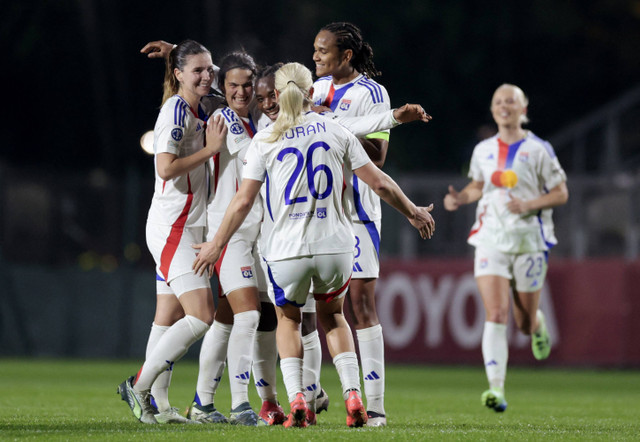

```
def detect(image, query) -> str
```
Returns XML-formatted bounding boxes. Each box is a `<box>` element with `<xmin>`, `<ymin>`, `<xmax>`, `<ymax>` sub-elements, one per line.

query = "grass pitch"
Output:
<box><xmin>0</xmin><ymin>359</ymin><xmax>638</xmax><ymax>440</ymax></box>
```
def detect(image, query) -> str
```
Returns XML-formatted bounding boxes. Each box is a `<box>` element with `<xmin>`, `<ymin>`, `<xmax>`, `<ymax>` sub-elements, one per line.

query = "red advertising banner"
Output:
<box><xmin>362</xmin><ymin>258</ymin><xmax>640</xmax><ymax>367</ymax></box>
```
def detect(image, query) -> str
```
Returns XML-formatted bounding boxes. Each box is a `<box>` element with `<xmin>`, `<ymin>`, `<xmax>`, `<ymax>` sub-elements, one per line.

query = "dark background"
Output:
<box><xmin>5</xmin><ymin>0</ymin><xmax>640</xmax><ymax>176</ymax></box>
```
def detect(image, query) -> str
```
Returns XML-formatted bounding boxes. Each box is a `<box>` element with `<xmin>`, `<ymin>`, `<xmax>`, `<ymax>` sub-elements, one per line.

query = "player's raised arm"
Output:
<box><xmin>140</xmin><ymin>40</ymin><xmax>175</xmax><ymax>59</ymax></box>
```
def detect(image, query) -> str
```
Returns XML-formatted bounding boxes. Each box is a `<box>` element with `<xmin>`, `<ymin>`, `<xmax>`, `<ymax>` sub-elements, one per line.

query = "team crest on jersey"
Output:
<box><xmin>316</xmin><ymin>207</ymin><xmax>327</xmax><ymax>219</ymax></box>
<box><xmin>230</xmin><ymin>123</ymin><xmax>244</xmax><ymax>135</ymax></box>
<box><xmin>171</xmin><ymin>128</ymin><xmax>183</xmax><ymax>141</ymax></box>
<box><xmin>241</xmin><ymin>266</ymin><xmax>254</xmax><ymax>279</ymax></box>
<box><xmin>480</xmin><ymin>258</ymin><xmax>488</xmax><ymax>269</ymax></box>
<box><xmin>339</xmin><ymin>99</ymin><xmax>351</xmax><ymax>111</ymax></box>
<box><xmin>518</xmin><ymin>152</ymin><xmax>530</xmax><ymax>162</ymax></box>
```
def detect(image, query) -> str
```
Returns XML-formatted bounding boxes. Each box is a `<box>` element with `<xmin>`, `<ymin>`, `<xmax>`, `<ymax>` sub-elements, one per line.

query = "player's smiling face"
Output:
<box><xmin>223</xmin><ymin>68</ymin><xmax>254</xmax><ymax>117</ymax></box>
<box><xmin>255</xmin><ymin>76</ymin><xmax>279</xmax><ymax>121</ymax></box>
<box><xmin>313</xmin><ymin>30</ymin><xmax>351</xmax><ymax>78</ymax></box>
<box><xmin>491</xmin><ymin>86</ymin><xmax>527</xmax><ymax>128</ymax></box>
<box><xmin>176</xmin><ymin>52</ymin><xmax>215</xmax><ymax>101</ymax></box>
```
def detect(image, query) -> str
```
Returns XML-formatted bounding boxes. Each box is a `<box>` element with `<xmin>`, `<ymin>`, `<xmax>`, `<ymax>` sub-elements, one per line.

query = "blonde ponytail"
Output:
<box><xmin>264</xmin><ymin>63</ymin><xmax>313</xmax><ymax>143</ymax></box>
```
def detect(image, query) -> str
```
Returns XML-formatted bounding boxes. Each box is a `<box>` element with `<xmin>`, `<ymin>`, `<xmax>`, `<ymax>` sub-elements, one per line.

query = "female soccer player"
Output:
<box><xmin>311</xmin><ymin>21</ymin><xmax>391</xmax><ymax>426</ymax></box>
<box><xmin>444</xmin><ymin>84</ymin><xmax>568</xmax><ymax>412</ymax></box>
<box><xmin>192</xmin><ymin>62</ymin><xmax>435</xmax><ymax>428</ymax></box>
<box><xmin>118</xmin><ymin>39</ymin><xmax>227</xmax><ymax>424</ymax></box>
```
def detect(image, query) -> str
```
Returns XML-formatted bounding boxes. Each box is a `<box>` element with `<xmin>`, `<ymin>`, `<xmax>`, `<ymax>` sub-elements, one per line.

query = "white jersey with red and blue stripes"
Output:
<box><xmin>147</xmin><ymin>94</ymin><xmax>209</xmax><ymax>227</ymax></box>
<box><xmin>244</xmin><ymin>112</ymin><xmax>371</xmax><ymax>262</ymax></box>
<box><xmin>207</xmin><ymin>105</ymin><xmax>263</xmax><ymax>239</ymax></box>
<box><xmin>467</xmin><ymin>131</ymin><xmax>567</xmax><ymax>253</ymax></box>
<box><xmin>312</xmin><ymin>74</ymin><xmax>390</xmax><ymax>224</ymax></box>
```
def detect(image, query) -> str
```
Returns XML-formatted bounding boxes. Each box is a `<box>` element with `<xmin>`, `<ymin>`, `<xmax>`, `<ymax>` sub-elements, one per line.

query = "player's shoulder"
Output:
<box><xmin>525</xmin><ymin>132</ymin><xmax>557</xmax><ymax>158</ymax></box>
<box><xmin>353</xmin><ymin>75</ymin><xmax>388</xmax><ymax>104</ymax></box>
<box><xmin>313</xmin><ymin>75</ymin><xmax>333</xmax><ymax>86</ymax></box>
<box><xmin>474</xmin><ymin>134</ymin><xmax>499</xmax><ymax>151</ymax></box>
<box><xmin>158</xmin><ymin>95</ymin><xmax>191</xmax><ymax>128</ymax></box>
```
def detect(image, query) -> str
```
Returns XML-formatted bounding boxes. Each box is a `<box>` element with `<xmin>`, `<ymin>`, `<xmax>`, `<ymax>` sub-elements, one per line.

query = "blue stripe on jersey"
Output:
<box><xmin>265</xmin><ymin>171</ymin><xmax>274</xmax><ymax>222</ymax></box>
<box><xmin>173</xmin><ymin>96</ymin><xmax>189</xmax><ymax>127</ymax></box>
<box><xmin>352</xmin><ymin>175</ymin><xmax>380</xmax><ymax>257</ymax></box>
<box><xmin>221</xmin><ymin>107</ymin><xmax>238</xmax><ymax>124</ymax></box>
<box><xmin>530</xmin><ymin>133</ymin><xmax>557</xmax><ymax>159</ymax></box>
<box><xmin>156</xmin><ymin>273</ymin><xmax>165</xmax><ymax>281</ymax></box>
<box><xmin>357</xmin><ymin>77</ymin><xmax>384</xmax><ymax>104</ymax></box>
<box><xmin>505</xmin><ymin>139</ymin><xmax>525</xmax><ymax>169</ymax></box>
<box><xmin>316</xmin><ymin>76</ymin><xmax>332</xmax><ymax>82</ymax></box>
<box><xmin>197</xmin><ymin>103</ymin><xmax>208</xmax><ymax>122</ymax></box>
<box><xmin>537</xmin><ymin>212</ymin><xmax>555</xmax><ymax>250</ymax></box>
<box><xmin>267</xmin><ymin>263</ymin><xmax>305</xmax><ymax>307</ymax></box>
<box><xmin>329</xmin><ymin>83</ymin><xmax>355</xmax><ymax>112</ymax></box>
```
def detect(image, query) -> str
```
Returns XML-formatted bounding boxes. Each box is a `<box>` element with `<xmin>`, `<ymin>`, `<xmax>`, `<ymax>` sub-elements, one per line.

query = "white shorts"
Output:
<box><xmin>352</xmin><ymin>220</ymin><xmax>381</xmax><ymax>279</ymax></box>
<box><xmin>214</xmin><ymin>235</ymin><xmax>259</xmax><ymax>296</ymax></box>
<box><xmin>266</xmin><ymin>253</ymin><xmax>353</xmax><ymax>307</ymax></box>
<box><xmin>146</xmin><ymin>223</ymin><xmax>210</xmax><ymax>291</ymax></box>
<box><xmin>156</xmin><ymin>274</ymin><xmax>174</xmax><ymax>295</ymax></box>
<box><xmin>474</xmin><ymin>246</ymin><xmax>548</xmax><ymax>293</ymax></box>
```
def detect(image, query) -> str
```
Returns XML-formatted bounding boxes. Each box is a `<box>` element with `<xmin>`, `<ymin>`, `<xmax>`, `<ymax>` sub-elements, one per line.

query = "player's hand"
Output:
<box><xmin>506</xmin><ymin>194</ymin><xmax>530</xmax><ymax>214</ymax></box>
<box><xmin>311</xmin><ymin>105</ymin><xmax>332</xmax><ymax>114</ymax></box>
<box><xmin>192</xmin><ymin>242</ymin><xmax>222</xmax><ymax>277</ymax></box>
<box><xmin>410</xmin><ymin>203</ymin><xmax>435</xmax><ymax>239</ymax></box>
<box><xmin>140</xmin><ymin>40</ymin><xmax>174</xmax><ymax>59</ymax></box>
<box><xmin>443</xmin><ymin>185</ymin><xmax>460</xmax><ymax>211</ymax></box>
<box><xmin>393</xmin><ymin>104</ymin><xmax>432</xmax><ymax>124</ymax></box>
<box><xmin>205</xmin><ymin>114</ymin><xmax>227</xmax><ymax>155</ymax></box>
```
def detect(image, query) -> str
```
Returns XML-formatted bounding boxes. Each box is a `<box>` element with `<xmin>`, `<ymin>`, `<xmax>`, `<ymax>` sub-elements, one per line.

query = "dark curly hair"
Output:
<box><xmin>320</xmin><ymin>22</ymin><xmax>381</xmax><ymax>78</ymax></box>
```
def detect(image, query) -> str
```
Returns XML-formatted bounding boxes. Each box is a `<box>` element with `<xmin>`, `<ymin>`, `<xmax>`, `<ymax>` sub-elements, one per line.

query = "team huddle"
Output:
<box><xmin>117</xmin><ymin>20</ymin><xmax>567</xmax><ymax>428</ymax></box>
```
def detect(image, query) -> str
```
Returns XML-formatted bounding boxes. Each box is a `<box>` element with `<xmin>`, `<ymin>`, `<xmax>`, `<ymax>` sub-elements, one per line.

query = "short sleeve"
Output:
<box><xmin>242</xmin><ymin>140</ymin><xmax>266</xmax><ymax>182</ymax></box>
<box><xmin>537</xmin><ymin>141</ymin><xmax>567</xmax><ymax>189</ymax></box>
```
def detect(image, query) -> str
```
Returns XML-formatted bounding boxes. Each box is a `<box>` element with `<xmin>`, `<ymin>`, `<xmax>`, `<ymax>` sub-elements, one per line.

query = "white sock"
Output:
<box><xmin>332</xmin><ymin>351</ymin><xmax>361</xmax><ymax>400</ymax></box>
<box><xmin>252</xmin><ymin>329</ymin><xmax>278</xmax><ymax>403</ymax></box>
<box><xmin>135</xmin><ymin>315</ymin><xmax>209</xmax><ymax>392</ymax></box>
<box><xmin>196</xmin><ymin>321</ymin><xmax>232</xmax><ymax>406</ymax></box>
<box><xmin>302</xmin><ymin>330</ymin><xmax>323</xmax><ymax>410</ymax></box>
<box><xmin>280</xmin><ymin>357</ymin><xmax>303</xmax><ymax>403</ymax></box>
<box><xmin>227</xmin><ymin>310</ymin><xmax>260</xmax><ymax>409</ymax></box>
<box><xmin>146</xmin><ymin>323</ymin><xmax>172</xmax><ymax>412</ymax></box>
<box><xmin>482</xmin><ymin>321</ymin><xmax>508</xmax><ymax>390</ymax></box>
<box><xmin>357</xmin><ymin>324</ymin><xmax>385</xmax><ymax>414</ymax></box>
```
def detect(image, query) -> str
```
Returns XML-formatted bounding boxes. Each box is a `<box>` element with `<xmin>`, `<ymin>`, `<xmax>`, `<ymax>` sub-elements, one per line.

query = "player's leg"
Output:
<box><xmin>475</xmin><ymin>247</ymin><xmax>512</xmax><ymax>412</ymax></box>
<box><xmin>513</xmin><ymin>251</ymin><xmax>550</xmax><ymax>360</ymax></box>
<box><xmin>315</xmin><ymin>252</ymin><xmax>366</xmax><ymax>428</ymax></box>
<box><xmin>301</xmin><ymin>291</ymin><xmax>328</xmax><ymax>421</ymax></box>
<box><xmin>188</xmin><ymin>295</ymin><xmax>231</xmax><ymax>423</ymax></box>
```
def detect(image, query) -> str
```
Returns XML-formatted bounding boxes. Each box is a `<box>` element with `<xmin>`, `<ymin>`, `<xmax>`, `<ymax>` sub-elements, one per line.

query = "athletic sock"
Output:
<box><xmin>280</xmin><ymin>357</ymin><xmax>303</xmax><ymax>403</ymax></box>
<box><xmin>227</xmin><ymin>310</ymin><xmax>260</xmax><ymax>409</ymax></box>
<box><xmin>332</xmin><ymin>351</ymin><xmax>361</xmax><ymax>400</ymax></box>
<box><xmin>195</xmin><ymin>320</ymin><xmax>232</xmax><ymax>406</ymax></box>
<box><xmin>356</xmin><ymin>324</ymin><xmax>385</xmax><ymax>414</ymax></box>
<box><xmin>146</xmin><ymin>323</ymin><xmax>172</xmax><ymax>412</ymax></box>
<box><xmin>135</xmin><ymin>315</ymin><xmax>209</xmax><ymax>392</ymax></box>
<box><xmin>302</xmin><ymin>330</ymin><xmax>323</xmax><ymax>410</ymax></box>
<box><xmin>482</xmin><ymin>321</ymin><xmax>508</xmax><ymax>390</ymax></box>
<box><xmin>252</xmin><ymin>329</ymin><xmax>278</xmax><ymax>403</ymax></box>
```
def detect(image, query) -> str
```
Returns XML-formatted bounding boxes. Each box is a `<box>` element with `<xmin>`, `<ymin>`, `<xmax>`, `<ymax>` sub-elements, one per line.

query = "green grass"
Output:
<box><xmin>0</xmin><ymin>359</ymin><xmax>638</xmax><ymax>440</ymax></box>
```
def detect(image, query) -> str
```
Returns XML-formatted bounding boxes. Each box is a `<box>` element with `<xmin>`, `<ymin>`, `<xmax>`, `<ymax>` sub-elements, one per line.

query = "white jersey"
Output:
<box><xmin>244</xmin><ymin>112</ymin><xmax>371</xmax><ymax>262</ymax></box>
<box><xmin>207</xmin><ymin>105</ymin><xmax>263</xmax><ymax>239</ymax></box>
<box><xmin>147</xmin><ymin>95</ymin><xmax>209</xmax><ymax>227</ymax></box>
<box><xmin>467</xmin><ymin>132</ymin><xmax>567</xmax><ymax>253</ymax></box>
<box><xmin>313</xmin><ymin>74</ymin><xmax>391</xmax><ymax>223</ymax></box>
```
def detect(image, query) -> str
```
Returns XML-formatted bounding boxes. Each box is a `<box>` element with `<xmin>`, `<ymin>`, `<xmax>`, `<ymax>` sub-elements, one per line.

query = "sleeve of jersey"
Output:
<box><xmin>242</xmin><ymin>140</ymin><xmax>267</xmax><ymax>182</ymax></box>
<box><xmin>468</xmin><ymin>145</ymin><xmax>484</xmax><ymax>181</ymax></box>
<box><xmin>329</xmin><ymin>110</ymin><xmax>398</xmax><ymax>138</ymax></box>
<box><xmin>219</xmin><ymin>108</ymin><xmax>251</xmax><ymax>155</ymax></box>
<box><xmin>537</xmin><ymin>142</ymin><xmax>567</xmax><ymax>189</ymax></box>
<box><xmin>346</xmin><ymin>130</ymin><xmax>372</xmax><ymax>170</ymax></box>
<box><xmin>362</xmin><ymin>84</ymin><xmax>391</xmax><ymax>141</ymax></box>
<box><xmin>154</xmin><ymin>100</ymin><xmax>186</xmax><ymax>155</ymax></box>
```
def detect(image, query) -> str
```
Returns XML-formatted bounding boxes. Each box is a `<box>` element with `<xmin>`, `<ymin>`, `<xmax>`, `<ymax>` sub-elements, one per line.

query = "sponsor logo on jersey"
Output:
<box><xmin>339</xmin><ymin>99</ymin><xmax>351</xmax><ymax>111</ymax></box>
<box><xmin>230</xmin><ymin>123</ymin><xmax>244</xmax><ymax>135</ymax></box>
<box><xmin>487</xmin><ymin>153</ymin><xmax>494</xmax><ymax>160</ymax></box>
<box><xmin>316</xmin><ymin>207</ymin><xmax>327</xmax><ymax>218</ymax></box>
<box><xmin>171</xmin><ymin>128</ymin><xmax>183</xmax><ymax>141</ymax></box>
<box><xmin>313</xmin><ymin>98</ymin><xmax>322</xmax><ymax>106</ymax></box>
<box><xmin>196</xmin><ymin>123</ymin><xmax>202</xmax><ymax>132</ymax></box>
<box><xmin>480</xmin><ymin>257</ymin><xmax>488</xmax><ymax>269</ymax></box>
<box><xmin>234</xmin><ymin>135</ymin><xmax>248</xmax><ymax>144</ymax></box>
<box><xmin>241</xmin><ymin>266</ymin><xmax>254</xmax><ymax>278</ymax></box>
<box><xmin>289</xmin><ymin>211</ymin><xmax>314</xmax><ymax>220</ymax></box>
<box><xmin>353</xmin><ymin>262</ymin><xmax>363</xmax><ymax>272</ymax></box>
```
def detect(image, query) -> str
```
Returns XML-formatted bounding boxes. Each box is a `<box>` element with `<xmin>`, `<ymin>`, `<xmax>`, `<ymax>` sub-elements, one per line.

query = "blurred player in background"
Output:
<box><xmin>118</xmin><ymin>39</ymin><xmax>227</xmax><ymax>424</ymax></box>
<box><xmin>443</xmin><ymin>83</ymin><xmax>568</xmax><ymax>412</ymax></box>
<box><xmin>192</xmin><ymin>62</ymin><xmax>435</xmax><ymax>428</ymax></box>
